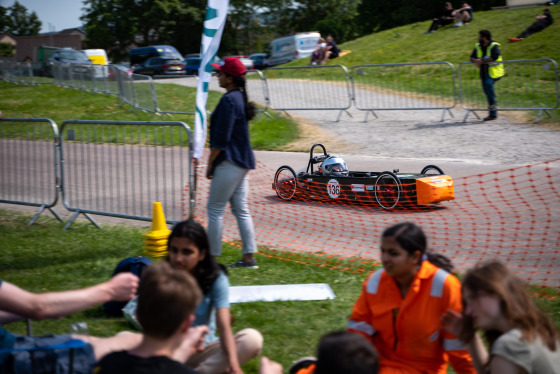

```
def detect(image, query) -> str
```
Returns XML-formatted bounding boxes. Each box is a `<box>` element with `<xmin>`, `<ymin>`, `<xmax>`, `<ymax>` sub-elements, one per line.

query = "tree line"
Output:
<box><xmin>1</xmin><ymin>0</ymin><xmax>505</xmax><ymax>62</ymax></box>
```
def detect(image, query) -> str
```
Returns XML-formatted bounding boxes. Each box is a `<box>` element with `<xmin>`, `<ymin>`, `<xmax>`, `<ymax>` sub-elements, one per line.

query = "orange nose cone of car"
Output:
<box><xmin>415</xmin><ymin>175</ymin><xmax>455</xmax><ymax>205</ymax></box>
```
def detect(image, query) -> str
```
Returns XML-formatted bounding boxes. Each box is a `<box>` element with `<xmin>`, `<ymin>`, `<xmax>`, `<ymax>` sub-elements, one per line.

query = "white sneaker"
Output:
<box><xmin>454</xmin><ymin>21</ymin><xmax>463</xmax><ymax>27</ymax></box>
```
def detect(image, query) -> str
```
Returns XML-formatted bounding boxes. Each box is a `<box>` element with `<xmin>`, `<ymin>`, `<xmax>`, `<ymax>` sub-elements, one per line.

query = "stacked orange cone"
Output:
<box><xmin>142</xmin><ymin>202</ymin><xmax>172</xmax><ymax>258</ymax></box>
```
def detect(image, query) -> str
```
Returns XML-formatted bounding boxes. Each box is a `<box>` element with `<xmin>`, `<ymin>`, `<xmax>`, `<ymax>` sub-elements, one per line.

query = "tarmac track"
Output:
<box><xmin>2</xmin><ymin>77</ymin><xmax>559</xmax><ymax>286</ymax></box>
<box><xmin>166</xmin><ymin>76</ymin><xmax>559</xmax><ymax>285</ymax></box>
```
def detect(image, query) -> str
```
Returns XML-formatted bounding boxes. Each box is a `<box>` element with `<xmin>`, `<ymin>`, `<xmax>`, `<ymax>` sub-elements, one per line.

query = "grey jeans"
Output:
<box><xmin>207</xmin><ymin>160</ymin><xmax>257</xmax><ymax>256</ymax></box>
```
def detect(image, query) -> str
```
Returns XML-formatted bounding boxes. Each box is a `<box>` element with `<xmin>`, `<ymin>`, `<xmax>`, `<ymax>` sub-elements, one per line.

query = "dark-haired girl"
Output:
<box><xmin>347</xmin><ymin>222</ymin><xmax>476</xmax><ymax>374</ymax></box>
<box><xmin>167</xmin><ymin>220</ymin><xmax>262</xmax><ymax>374</ymax></box>
<box><xmin>207</xmin><ymin>57</ymin><xmax>258</xmax><ymax>268</ymax></box>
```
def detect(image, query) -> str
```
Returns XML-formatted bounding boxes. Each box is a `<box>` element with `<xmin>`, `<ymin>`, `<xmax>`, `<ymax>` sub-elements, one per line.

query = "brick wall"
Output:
<box><xmin>15</xmin><ymin>34</ymin><xmax>84</xmax><ymax>62</ymax></box>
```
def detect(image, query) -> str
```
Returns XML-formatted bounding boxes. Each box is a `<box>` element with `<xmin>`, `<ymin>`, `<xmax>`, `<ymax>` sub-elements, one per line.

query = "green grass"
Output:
<box><xmin>0</xmin><ymin>81</ymin><xmax>299</xmax><ymax>150</ymax></box>
<box><xmin>0</xmin><ymin>209</ymin><xmax>364</xmax><ymax>373</ymax></box>
<box><xmin>282</xmin><ymin>6</ymin><xmax>560</xmax><ymax>124</ymax></box>
<box><xmin>1</xmin><ymin>209</ymin><xmax>559</xmax><ymax>373</ymax></box>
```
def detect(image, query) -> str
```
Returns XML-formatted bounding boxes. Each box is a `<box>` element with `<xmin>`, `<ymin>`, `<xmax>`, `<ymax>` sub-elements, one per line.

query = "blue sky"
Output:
<box><xmin>1</xmin><ymin>0</ymin><xmax>84</xmax><ymax>33</ymax></box>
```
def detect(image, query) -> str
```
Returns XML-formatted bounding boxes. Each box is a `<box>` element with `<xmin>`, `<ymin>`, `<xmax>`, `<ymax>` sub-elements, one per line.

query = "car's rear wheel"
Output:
<box><xmin>374</xmin><ymin>171</ymin><xmax>402</xmax><ymax>210</ymax></box>
<box><xmin>421</xmin><ymin>165</ymin><xmax>445</xmax><ymax>175</ymax></box>
<box><xmin>274</xmin><ymin>166</ymin><xmax>297</xmax><ymax>201</ymax></box>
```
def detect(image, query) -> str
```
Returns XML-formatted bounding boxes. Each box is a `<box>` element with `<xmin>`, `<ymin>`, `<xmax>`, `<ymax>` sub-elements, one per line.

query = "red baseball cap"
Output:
<box><xmin>211</xmin><ymin>57</ymin><xmax>247</xmax><ymax>77</ymax></box>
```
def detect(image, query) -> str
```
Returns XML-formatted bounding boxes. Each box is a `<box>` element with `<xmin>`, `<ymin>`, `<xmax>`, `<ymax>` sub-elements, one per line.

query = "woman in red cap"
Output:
<box><xmin>207</xmin><ymin>57</ymin><xmax>259</xmax><ymax>268</ymax></box>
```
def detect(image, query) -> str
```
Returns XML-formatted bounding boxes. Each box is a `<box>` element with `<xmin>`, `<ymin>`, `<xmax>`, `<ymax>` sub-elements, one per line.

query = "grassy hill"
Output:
<box><xmin>291</xmin><ymin>7</ymin><xmax>560</xmax><ymax>67</ymax></box>
<box><xmin>284</xmin><ymin>6</ymin><xmax>559</xmax><ymax>124</ymax></box>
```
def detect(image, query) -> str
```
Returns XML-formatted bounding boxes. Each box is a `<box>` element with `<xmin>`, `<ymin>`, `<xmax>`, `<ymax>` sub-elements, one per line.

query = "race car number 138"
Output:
<box><xmin>327</xmin><ymin>179</ymin><xmax>341</xmax><ymax>199</ymax></box>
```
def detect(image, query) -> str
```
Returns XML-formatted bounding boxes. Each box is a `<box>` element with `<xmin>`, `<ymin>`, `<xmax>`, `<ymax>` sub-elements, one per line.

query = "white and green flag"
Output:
<box><xmin>193</xmin><ymin>0</ymin><xmax>229</xmax><ymax>160</ymax></box>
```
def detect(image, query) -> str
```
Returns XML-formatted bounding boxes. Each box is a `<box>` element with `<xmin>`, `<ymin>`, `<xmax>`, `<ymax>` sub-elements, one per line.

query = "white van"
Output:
<box><xmin>82</xmin><ymin>49</ymin><xmax>109</xmax><ymax>78</ymax></box>
<box><xmin>82</xmin><ymin>49</ymin><xmax>108</xmax><ymax>65</ymax></box>
<box><xmin>265</xmin><ymin>32</ymin><xmax>321</xmax><ymax>67</ymax></box>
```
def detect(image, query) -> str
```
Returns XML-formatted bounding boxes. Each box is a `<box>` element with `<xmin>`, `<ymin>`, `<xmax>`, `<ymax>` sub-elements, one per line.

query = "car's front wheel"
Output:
<box><xmin>274</xmin><ymin>166</ymin><xmax>298</xmax><ymax>201</ymax></box>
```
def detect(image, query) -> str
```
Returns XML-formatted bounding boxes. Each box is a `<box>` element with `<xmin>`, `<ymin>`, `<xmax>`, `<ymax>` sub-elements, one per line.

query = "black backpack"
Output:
<box><xmin>103</xmin><ymin>256</ymin><xmax>152</xmax><ymax>316</ymax></box>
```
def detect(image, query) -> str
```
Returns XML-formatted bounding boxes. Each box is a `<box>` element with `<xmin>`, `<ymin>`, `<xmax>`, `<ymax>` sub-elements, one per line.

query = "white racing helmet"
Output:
<box><xmin>321</xmin><ymin>155</ymin><xmax>348</xmax><ymax>176</ymax></box>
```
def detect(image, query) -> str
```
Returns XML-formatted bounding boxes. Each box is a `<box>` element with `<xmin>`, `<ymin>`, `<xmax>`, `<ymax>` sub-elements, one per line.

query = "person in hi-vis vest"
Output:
<box><xmin>470</xmin><ymin>30</ymin><xmax>504</xmax><ymax>121</ymax></box>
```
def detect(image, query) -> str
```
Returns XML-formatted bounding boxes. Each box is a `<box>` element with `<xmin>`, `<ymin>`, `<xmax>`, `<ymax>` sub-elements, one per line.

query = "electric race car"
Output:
<box><xmin>272</xmin><ymin>144</ymin><xmax>455</xmax><ymax>210</ymax></box>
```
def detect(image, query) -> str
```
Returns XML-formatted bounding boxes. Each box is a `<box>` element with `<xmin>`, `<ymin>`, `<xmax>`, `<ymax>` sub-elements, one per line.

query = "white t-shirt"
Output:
<box><xmin>492</xmin><ymin>328</ymin><xmax>560</xmax><ymax>373</ymax></box>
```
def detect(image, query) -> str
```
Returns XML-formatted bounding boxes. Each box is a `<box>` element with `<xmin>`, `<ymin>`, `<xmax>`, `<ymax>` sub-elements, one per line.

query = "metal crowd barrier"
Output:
<box><xmin>29</xmin><ymin>62</ymin><xmax>54</xmax><ymax>85</ymax></box>
<box><xmin>246</xmin><ymin>69</ymin><xmax>272</xmax><ymax>118</ymax></box>
<box><xmin>19</xmin><ymin>62</ymin><xmax>34</xmax><ymax>86</ymax></box>
<box><xmin>0</xmin><ymin>60</ymin><xmax>8</xmax><ymax>80</ymax></box>
<box><xmin>131</xmin><ymin>74</ymin><xmax>159</xmax><ymax>114</ymax></box>
<box><xmin>116</xmin><ymin>67</ymin><xmax>135</xmax><ymax>107</ymax></box>
<box><xmin>0</xmin><ymin>118</ymin><xmax>63</xmax><ymax>225</ymax></box>
<box><xmin>0</xmin><ymin>61</ymin><xmax>33</xmax><ymax>85</ymax></box>
<box><xmin>52</xmin><ymin>62</ymin><xmax>68</xmax><ymax>86</ymax></box>
<box><xmin>104</xmin><ymin>65</ymin><xmax>122</xmax><ymax>96</ymax></box>
<box><xmin>152</xmin><ymin>75</ymin><xmax>199</xmax><ymax>115</ymax></box>
<box><xmin>264</xmin><ymin>65</ymin><xmax>352</xmax><ymax>121</ymax></box>
<box><xmin>351</xmin><ymin>62</ymin><xmax>457</xmax><ymax>122</ymax></box>
<box><xmin>2</xmin><ymin>59</ymin><xmax>558</xmax><ymax>122</ymax></box>
<box><xmin>0</xmin><ymin>61</ymin><xmax>14</xmax><ymax>82</ymax></box>
<box><xmin>59</xmin><ymin>120</ymin><xmax>194</xmax><ymax>229</ymax></box>
<box><xmin>91</xmin><ymin>65</ymin><xmax>110</xmax><ymax>93</ymax></box>
<box><xmin>458</xmin><ymin>59</ymin><xmax>559</xmax><ymax>122</ymax></box>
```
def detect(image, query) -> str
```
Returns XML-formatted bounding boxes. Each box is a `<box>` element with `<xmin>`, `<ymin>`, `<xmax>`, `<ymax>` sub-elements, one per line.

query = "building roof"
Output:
<box><xmin>0</xmin><ymin>33</ymin><xmax>17</xmax><ymax>45</ymax></box>
<box><xmin>58</xmin><ymin>27</ymin><xmax>86</xmax><ymax>36</ymax></box>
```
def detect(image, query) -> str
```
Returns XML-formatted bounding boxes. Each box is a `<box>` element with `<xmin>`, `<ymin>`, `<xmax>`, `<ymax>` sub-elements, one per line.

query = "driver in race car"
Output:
<box><xmin>320</xmin><ymin>155</ymin><xmax>349</xmax><ymax>177</ymax></box>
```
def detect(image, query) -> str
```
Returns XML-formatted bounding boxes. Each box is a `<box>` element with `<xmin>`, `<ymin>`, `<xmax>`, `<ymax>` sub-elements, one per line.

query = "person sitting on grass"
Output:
<box><xmin>347</xmin><ymin>222</ymin><xmax>476</xmax><ymax>373</ymax></box>
<box><xmin>509</xmin><ymin>9</ymin><xmax>554</xmax><ymax>42</ymax></box>
<box><xmin>288</xmin><ymin>330</ymin><xmax>379</xmax><ymax>374</ymax></box>
<box><xmin>441</xmin><ymin>261</ymin><xmax>560</xmax><ymax>373</ymax></box>
<box><xmin>166</xmin><ymin>220</ymin><xmax>263</xmax><ymax>374</ymax></box>
<box><xmin>311</xmin><ymin>38</ymin><xmax>327</xmax><ymax>65</ymax></box>
<box><xmin>0</xmin><ymin>272</ymin><xmax>141</xmax><ymax>373</ymax></box>
<box><xmin>452</xmin><ymin>2</ymin><xmax>473</xmax><ymax>27</ymax></box>
<box><xmin>425</xmin><ymin>2</ymin><xmax>456</xmax><ymax>33</ymax></box>
<box><xmin>95</xmin><ymin>262</ymin><xmax>209</xmax><ymax>373</ymax></box>
<box><xmin>318</xmin><ymin>36</ymin><xmax>340</xmax><ymax>65</ymax></box>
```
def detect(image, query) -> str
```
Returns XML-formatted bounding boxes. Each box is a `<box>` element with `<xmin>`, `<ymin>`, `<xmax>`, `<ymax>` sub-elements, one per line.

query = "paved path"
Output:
<box><xmin>161</xmin><ymin>75</ymin><xmax>560</xmax><ymax>166</ymax></box>
<box><xmin>2</xmin><ymin>77</ymin><xmax>559</xmax><ymax>287</ymax></box>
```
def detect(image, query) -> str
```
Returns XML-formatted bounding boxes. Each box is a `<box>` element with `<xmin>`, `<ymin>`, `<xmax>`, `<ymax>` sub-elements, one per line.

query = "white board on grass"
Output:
<box><xmin>229</xmin><ymin>283</ymin><xmax>336</xmax><ymax>303</ymax></box>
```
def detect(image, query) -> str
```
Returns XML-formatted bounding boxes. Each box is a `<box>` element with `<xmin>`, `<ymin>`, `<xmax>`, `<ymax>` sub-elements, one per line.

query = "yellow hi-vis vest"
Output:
<box><xmin>475</xmin><ymin>41</ymin><xmax>504</xmax><ymax>79</ymax></box>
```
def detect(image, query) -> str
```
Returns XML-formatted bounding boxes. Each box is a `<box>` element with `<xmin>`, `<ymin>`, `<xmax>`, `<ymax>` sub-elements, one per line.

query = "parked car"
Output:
<box><xmin>108</xmin><ymin>64</ymin><xmax>133</xmax><ymax>81</ymax></box>
<box><xmin>132</xmin><ymin>57</ymin><xmax>185</xmax><ymax>76</ymax></box>
<box><xmin>184</xmin><ymin>53</ymin><xmax>201</xmax><ymax>60</ymax></box>
<box><xmin>184</xmin><ymin>57</ymin><xmax>201</xmax><ymax>75</ymax></box>
<box><xmin>249</xmin><ymin>53</ymin><xmax>268</xmax><ymax>70</ymax></box>
<box><xmin>183</xmin><ymin>54</ymin><xmax>223</xmax><ymax>75</ymax></box>
<box><xmin>47</xmin><ymin>48</ymin><xmax>94</xmax><ymax>77</ymax></box>
<box><xmin>129</xmin><ymin>45</ymin><xmax>182</xmax><ymax>67</ymax></box>
<box><xmin>224</xmin><ymin>55</ymin><xmax>254</xmax><ymax>70</ymax></box>
<box><xmin>49</xmin><ymin>48</ymin><xmax>92</xmax><ymax>65</ymax></box>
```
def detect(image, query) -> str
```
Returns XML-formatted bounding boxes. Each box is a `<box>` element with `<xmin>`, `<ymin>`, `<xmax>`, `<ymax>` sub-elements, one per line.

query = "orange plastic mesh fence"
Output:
<box><xmin>185</xmin><ymin>155</ymin><xmax>560</xmax><ymax>292</ymax></box>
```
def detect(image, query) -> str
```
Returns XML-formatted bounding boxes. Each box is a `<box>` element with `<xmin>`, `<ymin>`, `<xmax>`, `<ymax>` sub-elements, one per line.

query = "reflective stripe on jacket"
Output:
<box><xmin>295</xmin><ymin>364</ymin><xmax>316</xmax><ymax>374</ymax></box>
<box><xmin>475</xmin><ymin>41</ymin><xmax>504</xmax><ymax>79</ymax></box>
<box><xmin>347</xmin><ymin>261</ymin><xmax>475</xmax><ymax>374</ymax></box>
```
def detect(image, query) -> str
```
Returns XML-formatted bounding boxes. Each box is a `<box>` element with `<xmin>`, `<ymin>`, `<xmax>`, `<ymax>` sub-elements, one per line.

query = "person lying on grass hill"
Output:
<box><xmin>509</xmin><ymin>9</ymin><xmax>554</xmax><ymax>42</ymax></box>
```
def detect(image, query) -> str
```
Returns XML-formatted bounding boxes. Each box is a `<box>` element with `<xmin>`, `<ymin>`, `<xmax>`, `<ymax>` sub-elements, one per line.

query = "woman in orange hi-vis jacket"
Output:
<box><xmin>347</xmin><ymin>222</ymin><xmax>476</xmax><ymax>374</ymax></box>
